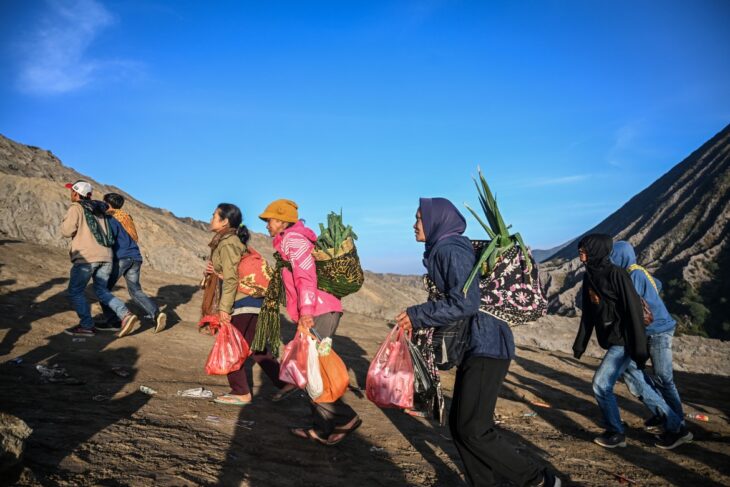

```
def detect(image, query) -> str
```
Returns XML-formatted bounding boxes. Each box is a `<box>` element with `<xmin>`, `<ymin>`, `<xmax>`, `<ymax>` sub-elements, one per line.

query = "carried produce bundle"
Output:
<box><xmin>312</xmin><ymin>211</ymin><xmax>365</xmax><ymax>298</ymax></box>
<box><xmin>254</xmin><ymin>211</ymin><xmax>363</xmax><ymax>356</ymax></box>
<box><xmin>463</xmin><ymin>168</ymin><xmax>547</xmax><ymax>325</ymax></box>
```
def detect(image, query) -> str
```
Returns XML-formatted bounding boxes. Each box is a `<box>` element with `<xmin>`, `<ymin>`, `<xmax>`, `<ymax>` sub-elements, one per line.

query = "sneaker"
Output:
<box><xmin>644</xmin><ymin>415</ymin><xmax>665</xmax><ymax>434</ymax></box>
<box><xmin>594</xmin><ymin>431</ymin><xmax>627</xmax><ymax>448</ymax></box>
<box><xmin>539</xmin><ymin>471</ymin><xmax>562</xmax><ymax>487</ymax></box>
<box><xmin>95</xmin><ymin>321</ymin><xmax>122</xmax><ymax>332</ymax></box>
<box><xmin>655</xmin><ymin>426</ymin><xmax>693</xmax><ymax>450</ymax></box>
<box><xmin>64</xmin><ymin>325</ymin><xmax>96</xmax><ymax>337</ymax></box>
<box><xmin>118</xmin><ymin>313</ymin><xmax>139</xmax><ymax>338</ymax></box>
<box><xmin>154</xmin><ymin>312</ymin><xmax>167</xmax><ymax>334</ymax></box>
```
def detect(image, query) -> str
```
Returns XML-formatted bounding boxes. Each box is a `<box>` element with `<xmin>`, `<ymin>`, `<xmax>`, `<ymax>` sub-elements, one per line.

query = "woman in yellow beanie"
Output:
<box><xmin>257</xmin><ymin>199</ymin><xmax>361</xmax><ymax>445</ymax></box>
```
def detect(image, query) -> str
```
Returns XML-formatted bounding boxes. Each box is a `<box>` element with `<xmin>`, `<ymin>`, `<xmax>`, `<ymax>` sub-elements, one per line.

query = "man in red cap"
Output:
<box><xmin>60</xmin><ymin>180</ymin><xmax>140</xmax><ymax>337</ymax></box>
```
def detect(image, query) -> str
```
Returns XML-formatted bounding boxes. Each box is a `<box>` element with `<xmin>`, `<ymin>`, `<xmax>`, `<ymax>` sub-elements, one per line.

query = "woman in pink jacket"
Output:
<box><xmin>259</xmin><ymin>199</ymin><xmax>361</xmax><ymax>446</ymax></box>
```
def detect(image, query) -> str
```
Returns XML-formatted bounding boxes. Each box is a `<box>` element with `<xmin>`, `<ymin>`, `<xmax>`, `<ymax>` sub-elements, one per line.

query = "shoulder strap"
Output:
<box><xmin>245</xmin><ymin>246</ymin><xmax>260</xmax><ymax>258</ymax></box>
<box><xmin>627</xmin><ymin>264</ymin><xmax>658</xmax><ymax>293</ymax></box>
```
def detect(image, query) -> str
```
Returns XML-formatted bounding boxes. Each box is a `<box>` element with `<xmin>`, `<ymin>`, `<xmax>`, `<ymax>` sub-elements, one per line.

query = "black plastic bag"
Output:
<box><xmin>407</xmin><ymin>338</ymin><xmax>435</xmax><ymax>401</ymax></box>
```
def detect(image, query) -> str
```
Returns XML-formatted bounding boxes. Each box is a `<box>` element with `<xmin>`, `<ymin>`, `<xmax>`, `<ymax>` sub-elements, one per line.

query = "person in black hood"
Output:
<box><xmin>572</xmin><ymin>233</ymin><xmax>654</xmax><ymax>449</ymax></box>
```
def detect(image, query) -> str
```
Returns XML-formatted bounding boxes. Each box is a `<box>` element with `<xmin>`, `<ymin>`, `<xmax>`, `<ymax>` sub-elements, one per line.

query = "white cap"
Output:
<box><xmin>65</xmin><ymin>180</ymin><xmax>93</xmax><ymax>197</ymax></box>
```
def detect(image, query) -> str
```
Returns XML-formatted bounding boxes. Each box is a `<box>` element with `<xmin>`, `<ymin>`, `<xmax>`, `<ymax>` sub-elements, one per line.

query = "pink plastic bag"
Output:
<box><xmin>366</xmin><ymin>326</ymin><xmax>414</xmax><ymax>409</ymax></box>
<box><xmin>205</xmin><ymin>323</ymin><xmax>250</xmax><ymax>375</ymax></box>
<box><xmin>279</xmin><ymin>332</ymin><xmax>309</xmax><ymax>388</ymax></box>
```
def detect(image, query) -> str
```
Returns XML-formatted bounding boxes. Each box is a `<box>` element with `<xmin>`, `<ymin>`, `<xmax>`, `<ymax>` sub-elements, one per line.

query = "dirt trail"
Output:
<box><xmin>1</xmin><ymin>239</ymin><xmax>729</xmax><ymax>486</ymax></box>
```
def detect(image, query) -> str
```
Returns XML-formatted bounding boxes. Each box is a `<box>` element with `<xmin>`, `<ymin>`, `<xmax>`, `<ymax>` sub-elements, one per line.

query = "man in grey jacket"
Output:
<box><xmin>61</xmin><ymin>180</ymin><xmax>139</xmax><ymax>337</ymax></box>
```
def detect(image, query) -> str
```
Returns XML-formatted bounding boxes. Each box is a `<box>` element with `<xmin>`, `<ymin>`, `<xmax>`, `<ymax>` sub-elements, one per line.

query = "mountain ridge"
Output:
<box><xmin>0</xmin><ymin>134</ymin><xmax>426</xmax><ymax>320</ymax></box>
<box><xmin>541</xmin><ymin>124</ymin><xmax>730</xmax><ymax>338</ymax></box>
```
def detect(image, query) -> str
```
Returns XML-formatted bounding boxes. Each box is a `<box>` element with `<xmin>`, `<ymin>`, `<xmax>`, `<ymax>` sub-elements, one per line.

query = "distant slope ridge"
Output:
<box><xmin>541</xmin><ymin>124</ymin><xmax>730</xmax><ymax>338</ymax></box>
<box><xmin>0</xmin><ymin>134</ymin><xmax>425</xmax><ymax>320</ymax></box>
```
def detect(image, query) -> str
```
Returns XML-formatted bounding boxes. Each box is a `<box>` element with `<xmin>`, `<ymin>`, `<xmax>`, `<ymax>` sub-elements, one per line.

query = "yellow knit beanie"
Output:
<box><xmin>258</xmin><ymin>199</ymin><xmax>299</xmax><ymax>223</ymax></box>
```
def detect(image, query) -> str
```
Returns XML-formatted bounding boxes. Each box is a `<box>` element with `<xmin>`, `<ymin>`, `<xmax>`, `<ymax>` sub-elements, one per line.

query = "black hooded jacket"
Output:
<box><xmin>572</xmin><ymin>234</ymin><xmax>649</xmax><ymax>369</ymax></box>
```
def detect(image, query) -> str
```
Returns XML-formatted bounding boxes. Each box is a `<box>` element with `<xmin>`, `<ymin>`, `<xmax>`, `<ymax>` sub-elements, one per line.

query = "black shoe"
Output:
<box><xmin>64</xmin><ymin>325</ymin><xmax>97</xmax><ymax>337</ymax></box>
<box><xmin>594</xmin><ymin>431</ymin><xmax>626</xmax><ymax>448</ymax></box>
<box><xmin>95</xmin><ymin>321</ymin><xmax>121</xmax><ymax>332</ymax></box>
<box><xmin>644</xmin><ymin>415</ymin><xmax>665</xmax><ymax>434</ymax></box>
<box><xmin>539</xmin><ymin>471</ymin><xmax>562</xmax><ymax>487</ymax></box>
<box><xmin>655</xmin><ymin>426</ymin><xmax>693</xmax><ymax>450</ymax></box>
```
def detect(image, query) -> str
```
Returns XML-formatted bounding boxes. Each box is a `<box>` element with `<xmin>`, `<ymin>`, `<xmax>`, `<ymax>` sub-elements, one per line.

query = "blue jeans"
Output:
<box><xmin>593</xmin><ymin>345</ymin><xmax>681</xmax><ymax>434</ymax></box>
<box><xmin>101</xmin><ymin>258</ymin><xmax>158</xmax><ymax>323</ymax></box>
<box><xmin>68</xmin><ymin>262</ymin><xmax>130</xmax><ymax>330</ymax></box>
<box><xmin>624</xmin><ymin>331</ymin><xmax>684</xmax><ymax>425</ymax></box>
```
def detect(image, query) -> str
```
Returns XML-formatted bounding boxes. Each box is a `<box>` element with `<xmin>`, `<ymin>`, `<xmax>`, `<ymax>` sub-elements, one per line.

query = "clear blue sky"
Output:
<box><xmin>1</xmin><ymin>1</ymin><xmax>729</xmax><ymax>273</ymax></box>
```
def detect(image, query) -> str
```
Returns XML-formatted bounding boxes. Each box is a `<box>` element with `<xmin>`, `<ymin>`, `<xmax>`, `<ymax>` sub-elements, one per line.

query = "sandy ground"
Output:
<box><xmin>1</xmin><ymin>239</ymin><xmax>729</xmax><ymax>486</ymax></box>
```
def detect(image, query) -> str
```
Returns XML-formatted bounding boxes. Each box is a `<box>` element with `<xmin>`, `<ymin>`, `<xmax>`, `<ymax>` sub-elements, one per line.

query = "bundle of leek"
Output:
<box><xmin>462</xmin><ymin>168</ymin><xmax>532</xmax><ymax>294</ymax></box>
<box><xmin>315</xmin><ymin>210</ymin><xmax>358</xmax><ymax>259</ymax></box>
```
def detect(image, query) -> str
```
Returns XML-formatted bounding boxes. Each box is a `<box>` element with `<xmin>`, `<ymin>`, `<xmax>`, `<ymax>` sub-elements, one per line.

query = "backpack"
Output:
<box><xmin>311</xmin><ymin>237</ymin><xmax>365</xmax><ymax>298</ymax></box>
<box><xmin>423</xmin><ymin>275</ymin><xmax>470</xmax><ymax>371</ymax></box>
<box><xmin>627</xmin><ymin>264</ymin><xmax>657</xmax><ymax>326</ymax></box>
<box><xmin>274</xmin><ymin>236</ymin><xmax>365</xmax><ymax>299</ymax></box>
<box><xmin>237</xmin><ymin>247</ymin><xmax>273</xmax><ymax>298</ymax></box>
<box><xmin>471</xmin><ymin>241</ymin><xmax>548</xmax><ymax>326</ymax></box>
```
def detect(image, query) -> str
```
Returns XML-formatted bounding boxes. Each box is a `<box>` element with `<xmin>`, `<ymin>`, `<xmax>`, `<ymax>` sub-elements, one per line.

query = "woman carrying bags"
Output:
<box><xmin>257</xmin><ymin>199</ymin><xmax>361</xmax><ymax>445</ymax></box>
<box><xmin>203</xmin><ymin>203</ymin><xmax>294</xmax><ymax>406</ymax></box>
<box><xmin>396</xmin><ymin>198</ymin><xmax>561</xmax><ymax>487</ymax></box>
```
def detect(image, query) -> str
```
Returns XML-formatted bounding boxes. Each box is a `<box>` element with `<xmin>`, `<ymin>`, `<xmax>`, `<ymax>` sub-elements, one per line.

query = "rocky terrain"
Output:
<box><xmin>1</xmin><ymin>132</ymin><xmax>729</xmax><ymax>486</ymax></box>
<box><xmin>1</xmin><ymin>239</ymin><xmax>729</xmax><ymax>487</ymax></box>
<box><xmin>540</xmin><ymin>125</ymin><xmax>730</xmax><ymax>338</ymax></box>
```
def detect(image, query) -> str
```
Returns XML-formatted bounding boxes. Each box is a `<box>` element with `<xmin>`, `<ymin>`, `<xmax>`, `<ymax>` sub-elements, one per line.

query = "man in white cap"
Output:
<box><xmin>60</xmin><ymin>180</ymin><xmax>139</xmax><ymax>337</ymax></box>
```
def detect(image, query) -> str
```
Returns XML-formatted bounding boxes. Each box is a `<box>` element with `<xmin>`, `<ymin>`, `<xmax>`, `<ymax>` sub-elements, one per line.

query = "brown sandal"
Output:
<box><xmin>290</xmin><ymin>427</ymin><xmax>327</xmax><ymax>445</ymax></box>
<box><xmin>325</xmin><ymin>417</ymin><xmax>363</xmax><ymax>446</ymax></box>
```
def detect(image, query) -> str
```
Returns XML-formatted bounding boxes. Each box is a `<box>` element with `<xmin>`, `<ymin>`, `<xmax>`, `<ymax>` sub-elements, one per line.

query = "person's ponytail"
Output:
<box><xmin>215</xmin><ymin>203</ymin><xmax>250</xmax><ymax>245</ymax></box>
<box><xmin>236</xmin><ymin>224</ymin><xmax>251</xmax><ymax>245</ymax></box>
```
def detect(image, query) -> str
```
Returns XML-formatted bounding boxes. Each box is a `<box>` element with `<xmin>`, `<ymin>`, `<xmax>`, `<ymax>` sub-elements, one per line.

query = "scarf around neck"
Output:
<box><xmin>108</xmin><ymin>208</ymin><xmax>138</xmax><ymax>242</ymax></box>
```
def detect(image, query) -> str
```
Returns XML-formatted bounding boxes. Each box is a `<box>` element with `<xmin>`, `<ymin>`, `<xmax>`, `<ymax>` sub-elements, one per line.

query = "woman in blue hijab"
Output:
<box><xmin>396</xmin><ymin>197</ymin><xmax>562</xmax><ymax>487</ymax></box>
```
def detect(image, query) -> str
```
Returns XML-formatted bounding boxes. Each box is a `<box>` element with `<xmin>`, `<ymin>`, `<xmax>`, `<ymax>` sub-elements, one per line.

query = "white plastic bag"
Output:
<box><xmin>305</xmin><ymin>335</ymin><xmax>323</xmax><ymax>400</ymax></box>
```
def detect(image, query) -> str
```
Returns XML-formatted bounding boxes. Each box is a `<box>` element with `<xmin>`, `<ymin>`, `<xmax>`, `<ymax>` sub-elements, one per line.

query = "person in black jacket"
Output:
<box><xmin>571</xmin><ymin>234</ymin><xmax>681</xmax><ymax>449</ymax></box>
<box><xmin>397</xmin><ymin>197</ymin><xmax>561</xmax><ymax>487</ymax></box>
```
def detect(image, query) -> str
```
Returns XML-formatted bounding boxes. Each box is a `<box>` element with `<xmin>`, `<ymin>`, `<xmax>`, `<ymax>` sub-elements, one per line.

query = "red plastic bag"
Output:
<box><xmin>366</xmin><ymin>326</ymin><xmax>414</xmax><ymax>409</ymax></box>
<box><xmin>279</xmin><ymin>332</ymin><xmax>309</xmax><ymax>388</ymax></box>
<box><xmin>205</xmin><ymin>323</ymin><xmax>249</xmax><ymax>375</ymax></box>
<box><xmin>198</xmin><ymin>314</ymin><xmax>220</xmax><ymax>335</ymax></box>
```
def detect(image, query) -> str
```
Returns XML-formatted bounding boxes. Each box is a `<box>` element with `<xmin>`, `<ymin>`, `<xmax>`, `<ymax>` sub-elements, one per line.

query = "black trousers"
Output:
<box><xmin>450</xmin><ymin>356</ymin><xmax>542</xmax><ymax>487</ymax></box>
<box><xmin>310</xmin><ymin>312</ymin><xmax>357</xmax><ymax>436</ymax></box>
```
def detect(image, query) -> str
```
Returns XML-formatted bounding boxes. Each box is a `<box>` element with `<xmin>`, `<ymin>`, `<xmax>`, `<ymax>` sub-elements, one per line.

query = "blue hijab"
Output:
<box><xmin>419</xmin><ymin>197</ymin><xmax>467</xmax><ymax>265</ymax></box>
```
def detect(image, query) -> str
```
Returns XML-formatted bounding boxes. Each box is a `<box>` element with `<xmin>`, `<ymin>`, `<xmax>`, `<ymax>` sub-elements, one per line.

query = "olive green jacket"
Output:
<box><xmin>211</xmin><ymin>233</ymin><xmax>246</xmax><ymax>314</ymax></box>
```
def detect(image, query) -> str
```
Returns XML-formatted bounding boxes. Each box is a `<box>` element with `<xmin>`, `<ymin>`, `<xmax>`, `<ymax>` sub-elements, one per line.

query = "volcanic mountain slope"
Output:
<box><xmin>541</xmin><ymin>124</ymin><xmax>730</xmax><ymax>338</ymax></box>
<box><xmin>0</xmin><ymin>134</ymin><xmax>425</xmax><ymax>320</ymax></box>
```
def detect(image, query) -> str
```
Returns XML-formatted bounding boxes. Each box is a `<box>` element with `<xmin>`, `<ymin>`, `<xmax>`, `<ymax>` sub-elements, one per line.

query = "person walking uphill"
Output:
<box><xmin>202</xmin><ymin>203</ymin><xmax>293</xmax><ymax>406</ymax></box>
<box><xmin>396</xmin><ymin>198</ymin><xmax>561</xmax><ymax>487</ymax></box>
<box><xmin>60</xmin><ymin>180</ymin><xmax>139</xmax><ymax>337</ymax></box>
<box><xmin>572</xmin><ymin>234</ymin><xmax>663</xmax><ymax>449</ymax></box>
<box><xmin>95</xmin><ymin>193</ymin><xmax>167</xmax><ymax>336</ymax></box>
<box><xmin>610</xmin><ymin>240</ymin><xmax>692</xmax><ymax>449</ymax></box>
<box><xmin>258</xmin><ymin>199</ymin><xmax>361</xmax><ymax>445</ymax></box>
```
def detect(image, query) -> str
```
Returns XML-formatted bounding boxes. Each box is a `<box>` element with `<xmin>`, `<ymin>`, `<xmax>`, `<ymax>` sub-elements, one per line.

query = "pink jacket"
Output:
<box><xmin>273</xmin><ymin>220</ymin><xmax>342</xmax><ymax>322</ymax></box>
